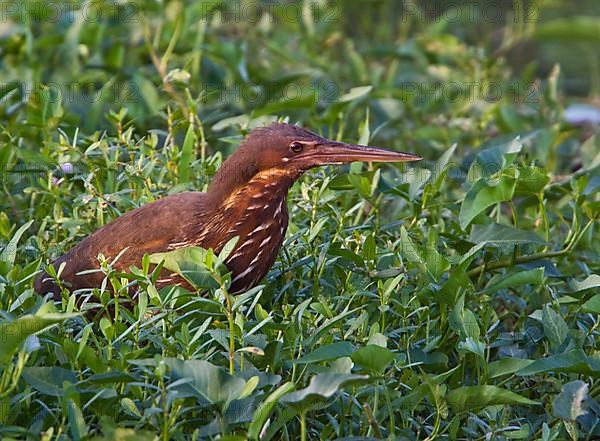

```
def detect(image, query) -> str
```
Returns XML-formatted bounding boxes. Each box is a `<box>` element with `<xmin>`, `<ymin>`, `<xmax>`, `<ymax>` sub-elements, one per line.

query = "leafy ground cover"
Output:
<box><xmin>0</xmin><ymin>1</ymin><xmax>599</xmax><ymax>440</ymax></box>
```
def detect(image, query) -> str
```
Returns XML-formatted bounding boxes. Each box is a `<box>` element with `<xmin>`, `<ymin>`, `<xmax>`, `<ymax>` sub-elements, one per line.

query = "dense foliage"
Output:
<box><xmin>0</xmin><ymin>1</ymin><xmax>599</xmax><ymax>440</ymax></box>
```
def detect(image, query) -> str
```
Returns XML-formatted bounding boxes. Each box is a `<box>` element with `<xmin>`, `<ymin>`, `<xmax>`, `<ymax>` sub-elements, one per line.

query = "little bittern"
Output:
<box><xmin>35</xmin><ymin>123</ymin><xmax>421</xmax><ymax>297</ymax></box>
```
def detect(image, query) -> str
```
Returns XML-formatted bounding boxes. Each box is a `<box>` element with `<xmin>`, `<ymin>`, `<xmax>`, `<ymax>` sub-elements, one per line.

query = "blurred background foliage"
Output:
<box><xmin>0</xmin><ymin>0</ymin><xmax>599</xmax><ymax>440</ymax></box>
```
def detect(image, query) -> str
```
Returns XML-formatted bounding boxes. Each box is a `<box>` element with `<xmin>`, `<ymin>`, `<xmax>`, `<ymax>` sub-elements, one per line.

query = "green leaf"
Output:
<box><xmin>516</xmin><ymin>166</ymin><xmax>550</xmax><ymax>194</ymax></box>
<box><xmin>395</xmin><ymin>367</ymin><xmax>459</xmax><ymax>409</ymax></box>
<box><xmin>517</xmin><ymin>350</ymin><xmax>600</xmax><ymax>376</ymax></box>
<box><xmin>130</xmin><ymin>73</ymin><xmax>162</xmax><ymax>118</ymax></box>
<box><xmin>22</xmin><ymin>367</ymin><xmax>77</xmax><ymax>396</ymax></box>
<box><xmin>150</xmin><ymin>246</ymin><xmax>219</xmax><ymax>290</ymax></box>
<box><xmin>0</xmin><ymin>307</ymin><xmax>79</xmax><ymax>364</ymax></box>
<box><xmin>303</xmin><ymin>307</ymin><xmax>361</xmax><ymax>347</ymax></box>
<box><xmin>336</xmin><ymin>85</ymin><xmax>372</xmax><ymax>103</ymax></box>
<box><xmin>430</xmin><ymin>143</ymin><xmax>457</xmax><ymax>189</ymax></box>
<box><xmin>458</xmin><ymin>337</ymin><xmax>485</xmax><ymax>360</ymax></box>
<box><xmin>162</xmin><ymin>359</ymin><xmax>247</xmax><ymax>410</ymax></box>
<box><xmin>248</xmin><ymin>382</ymin><xmax>295</xmax><ymax>440</ymax></box>
<box><xmin>120</xmin><ymin>397</ymin><xmax>142</xmax><ymax>418</ymax></box>
<box><xmin>481</xmin><ymin>268</ymin><xmax>545</xmax><ymax>294</ymax></box>
<box><xmin>351</xmin><ymin>345</ymin><xmax>396</xmax><ymax>373</ymax></box>
<box><xmin>294</xmin><ymin>342</ymin><xmax>354</xmax><ymax>364</ymax></box>
<box><xmin>488</xmin><ymin>358</ymin><xmax>534</xmax><ymax>378</ymax></box>
<box><xmin>582</xmin><ymin>294</ymin><xmax>600</xmax><ymax>314</ymax></box>
<box><xmin>67</xmin><ymin>399</ymin><xmax>88</xmax><ymax>441</ymax></box>
<box><xmin>470</xmin><ymin>137</ymin><xmax>523</xmax><ymax>178</ymax></box>
<box><xmin>400</xmin><ymin>226</ymin><xmax>425</xmax><ymax>270</ymax></box>
<box><xmin>179</xmin><ymin>123</ymin><xmax>196</xmax><ymax>182</ymax></box>
<box><xmin>40</xmin><ymin>85</ymin><xmax>64</xmax><ymax>126</ymax></box>
<box><xmin>448</xmin><ymin>296</ymin><xmax>480</xmax><ymax>340</ymax></box>
<box><xmin>446</xmin><ymin>385</ymin><xmax>538</xmax><ymax>412</ymax></box>
<box><xmin>280</xmin><ymin>373</ymin><xmax>369</xmax><ymax>414</ymax></box>
<box><xmin>459</xmin><ymin>169</ymin><xmax>517</xmax><ymax>229</ymax></box>
<box><xmin>362</xmin><ymin>234</ymin><xmax>376</xmax><ymax>262</ymax></box>
<box><xmin>571</xmin><ymin>274</ymin><xmax>600</xmax><ymax>292</ymax></box>
<box><xmin>542</xmin><ymin>304</ymin><xmax>569</xmax><ymax>349</ymax></box>
<box><xmin>535</xmin><ymin>17</ymin><xmax>600</xmax><ymax>41</ymax></box>
<box><xmin>0</xmin><ymin>220</ymin><xmax>33</xmax><ymax>267</ymax></box>
<box><xmin>552</xmin><ymin>380</ymin><xmax>589</xmax><ymax>421</ymax></box>
<box><xmin>468</xmin><ymin>223</ymin><xmax>547</xmax><ymax>246</ymax></box>
<box><xmin>394</xmin><ymin>167</ymin><xmax>431</xmax><ymax>200</ymax></box>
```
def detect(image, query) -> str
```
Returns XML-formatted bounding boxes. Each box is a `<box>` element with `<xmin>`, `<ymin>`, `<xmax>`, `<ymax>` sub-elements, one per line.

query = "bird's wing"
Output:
<box><xmin>36</xmin><ymin>191</ymin><xmax>211</xmax><ymax>293</ymax></box>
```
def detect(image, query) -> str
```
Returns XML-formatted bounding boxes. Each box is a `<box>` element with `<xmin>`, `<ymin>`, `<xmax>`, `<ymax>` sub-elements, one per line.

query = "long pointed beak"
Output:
<box><xmin>296</xmin><ymin>140</ymin><xmax>421</xmax><ymax>165</ymax></box>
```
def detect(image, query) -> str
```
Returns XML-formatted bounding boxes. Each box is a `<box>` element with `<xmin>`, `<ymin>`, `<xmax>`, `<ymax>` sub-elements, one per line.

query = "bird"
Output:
<box><xmin>34</xmin><ymin>122</ymin><xmax>421</xmax><ymax>299</ymax></box>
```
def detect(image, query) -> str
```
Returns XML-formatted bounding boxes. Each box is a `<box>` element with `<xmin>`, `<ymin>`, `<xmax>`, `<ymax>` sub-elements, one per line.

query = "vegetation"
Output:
<box><xmin>1</xmin><ymin>1</ymin><xmax>599</xmax><ymax>439</ymax></box>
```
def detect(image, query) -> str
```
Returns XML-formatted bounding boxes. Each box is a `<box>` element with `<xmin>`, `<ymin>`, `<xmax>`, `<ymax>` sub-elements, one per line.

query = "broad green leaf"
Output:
<box><xmin>400</xmin><ymin>226</ymin><xmax>425</xmax><ymax>269</ymax></box>
<box><xmin>542</xmin><ymin>304</ymin><xmax>569</xmax><ymax>349</ymax></box>
<box><xmin>458</xmin><ymin>337</ymin><xmax>485</xmax><ymax>360</ymax></box>
<box><xmin>22</xmin><ymin>367</ymin><xmax>77</xmax><ymax>396</ymax></box>
<box><xmin>448</xmin><ymin>296</ymin><xmax>480</xmax><ymax>340</ymax></box>
<box><xmin>150</xmin><ymin>246</ymin><xmax>219</xmax><ymax>290</ymax></box>
<box><xmin>481</xmin><ymin>268</ymin><xmax>545</xmax><ymax>294</ymax></box>
<box><xmin>294</xmin><ymin>342</ymin><xmax>354</xmax><ymax>364</ymax></box>
<box><xmin>121</xmin><ymin>397</ymin><xmax>142</xmax><ymax>418</ymax></box>
<box><xmin>248</xmin><ymin>382</ymin><xmax>295</xmax><ymax>440</ymax></box>
<box><xmin>552</xmin><ymin>380</ymin><xmax>589</xmax><ymax>421</ymax></box>
<box><xmin>446</xmin><ymin>385</ymin><xmax>538</xmax><ymax>412</ymax></box>
<box><xmin>162</xmin><ymin>359</ymin><xmax>247</xmax><ymax>409</ymax></box>
<box><xmin>280</xmin><ymin>373</ymin><xmax>369</xmax><ymax>414</ymax></box>
<box><xmin>459</xmin><ymin>168</ymin><xmax>517</xmax><ymax>229</ymax></box>
<box><xmin>516</xmin><ymin>166</ymin><xmax>550</xmax><ymax>194</ymax></box>
<box><xmin>582</xmin><ymin>294</ymin><xmax>600</xmax><ymax>314</ymax></box>
<box><xmin>517</xmin><ymin>350</ymin><xmax>600</xmax><ymax>377</ymax></box>
<box><xmin>470</xmin><ymin>137</ymin><xmax>522</xmax><ymax>178</ymax></box>
<box><xmin>468</xmin><ymin>223</ymin><xmax>547</xmax><ymax>246</ymax></box>
<box><xmin>571</xmin><ymin>274</ymin><xmax>600</xmax><ymax>292</ymax></box>
<box><xmin>328</xmin><ymin>244</ymin><xmax>364</xmax><ymax>266</ymax></box>
<box><xmin>363</xmin><ymin>234</ymin><xmax>376</xmax><ymax>262</ymax></box>
<box><xmin>351</xmin><ymin>345</ymin><xmax>396</xmax><ymax>373</ymax></box>
<box><xmin>0</xmin><ymin>307</ymin><xmax>79</xmax><ymax>364</ymax></box>
<box><xmin>488</xmin><ymin>358</ymin><xmax>534</xmax><ymax>378</ymax></box>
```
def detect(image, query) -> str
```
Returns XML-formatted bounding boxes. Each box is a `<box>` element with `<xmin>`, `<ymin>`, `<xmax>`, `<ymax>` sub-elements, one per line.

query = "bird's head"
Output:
<box><xmin>209</xmin><ymin>122</ymin><xmax>421</xmax><ymax>202</ymax></box>
<box><xmin>242</xmin><ymin>122</ymin><xmax>421</xmax><ymax>173</ymax></box>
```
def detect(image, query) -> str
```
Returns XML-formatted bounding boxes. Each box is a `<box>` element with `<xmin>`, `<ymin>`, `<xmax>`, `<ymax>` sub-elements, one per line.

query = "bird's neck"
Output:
<box><xmin>216</xmin><ymin>167</ymin><xmax>299</xmax><ymax>211</ymax></box>
<box><xmin>207</xmin><ymin>155</ymin><xmax>302</xmax><ymax>208</ymax></box>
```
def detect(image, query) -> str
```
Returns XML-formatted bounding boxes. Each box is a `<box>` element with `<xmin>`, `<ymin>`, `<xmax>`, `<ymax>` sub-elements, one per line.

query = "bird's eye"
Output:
<box><xmin>290</xmin><ymin>141</ymin><xmax>303</xmax><ymax>153</ymax></box>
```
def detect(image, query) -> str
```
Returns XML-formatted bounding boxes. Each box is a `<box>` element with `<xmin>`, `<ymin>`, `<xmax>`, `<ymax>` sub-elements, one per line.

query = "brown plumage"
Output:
<box><xmin>34</xmin><ymin>122</ymin><xmax>421</xmax><ymax>298</ymax></box>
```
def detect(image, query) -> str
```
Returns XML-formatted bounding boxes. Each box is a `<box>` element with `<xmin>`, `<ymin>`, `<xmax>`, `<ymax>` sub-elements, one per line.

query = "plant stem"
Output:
<box><xmin>224</xmin><ymin>290</ymin><xmax>235</xmax><ymax>375</ymax></box>
<box><xmin>300</xmin><ymin>412</ymin><xmax>307</xmax><ymax>441</ymax></box>
<box><xmin>467</xmin><ymin>215</ymin><xmax>597</xmax><ymax>278</ymax></box>
<box><xmin>466</xmin><ymin>249</ymin><xmax>567</xmax><ymax>277</ymax></box>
